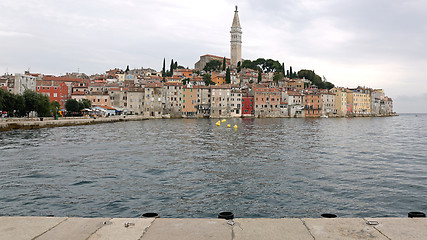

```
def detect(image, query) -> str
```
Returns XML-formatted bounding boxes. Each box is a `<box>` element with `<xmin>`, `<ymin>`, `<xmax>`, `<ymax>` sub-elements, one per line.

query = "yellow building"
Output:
<box><xmin>330</xmin><ymin>87</ymin><xmax>348</xmax><ymax>117</ymax></box>
<box><xmin>346</xmin><ymin>88</ymin><xmax>371</xmax><ymax>115</ymax></box>
<box><xmin>116</xmin><ymin>73</ymin><xmax>125</xmax><ymax>82</ymax></box>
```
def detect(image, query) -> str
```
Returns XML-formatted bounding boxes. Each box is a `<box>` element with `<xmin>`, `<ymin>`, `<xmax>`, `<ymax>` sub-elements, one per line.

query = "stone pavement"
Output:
<box><xmin>0</xmin><ymin>216</ymin><xmax>426</xmax><ymax>240</ymax></box>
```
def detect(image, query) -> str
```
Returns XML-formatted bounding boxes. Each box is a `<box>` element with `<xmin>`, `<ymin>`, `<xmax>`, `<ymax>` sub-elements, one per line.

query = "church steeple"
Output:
<box><xmin>232</xmin><ymin>6</ymin><xmax>241</xmax><ymax>28</ymax></box>
<box><xmin>230</xmin><ymin>6</ymin><xmax>242</xmax><ymax>67</ymax></box>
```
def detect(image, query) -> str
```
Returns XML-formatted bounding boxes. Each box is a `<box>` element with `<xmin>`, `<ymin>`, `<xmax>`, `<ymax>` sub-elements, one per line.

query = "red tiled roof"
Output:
<box><xmin>145</xmin><ymin>82</ymin><xmax>162</xmax><ymax>88</ymax></box>
<box><xmin>253</xmin><ymin>87</ymin><xmax>279</xmax><ymax>92</ymax></box>
<box><xmin>98</xmin><ymin>106</ymin><xmax>116</xmax><ymax>110</ymax></box>
<box><xmin>164</xmin><ymin>82</ymin><xmax>183</xmax><ymax>86</ymax></box>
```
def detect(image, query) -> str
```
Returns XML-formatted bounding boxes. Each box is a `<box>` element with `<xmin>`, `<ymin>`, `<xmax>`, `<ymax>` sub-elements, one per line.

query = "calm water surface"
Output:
<box><xmin>1</xmin><ymin>114</ymin><xmax>426</xmax><ymax>218</ymax></box>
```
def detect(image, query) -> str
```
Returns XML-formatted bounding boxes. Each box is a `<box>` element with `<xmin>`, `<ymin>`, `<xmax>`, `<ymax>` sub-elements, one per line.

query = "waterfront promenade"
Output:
<box><xmin>1</xmin><ymin>216</ymin><xmax>426</xmax><ymax>240</ymax></box>
<box><xmin>0</xmin><ymin>115</ymin><xmax>148</xmax><ymax>131</ymax></box>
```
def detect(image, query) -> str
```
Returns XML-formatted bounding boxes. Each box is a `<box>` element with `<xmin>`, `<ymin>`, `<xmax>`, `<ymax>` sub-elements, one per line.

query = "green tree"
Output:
<box><xmin>36</xmin><ymin>94</ymin><xmax>51</xmax><ymax>117</ymax></box>
<box><xmin>50</xmin><ymin>100</ymin><xmax>60</xmax><ymax>116</ymax></box>
<box><xmin>182</xmin><ymin>78</ymin><xmax>190</xmax><ymax>85</ymax></box>
<box><xmin>225</xmin><ymin>67</ymin><xmax>231</xmax><ymax>84</ymax></box>
<box><xmin>169</xmin><ymin>59</ymin><xmax>174</xmax><ymax>77</ymax></box>
<box><xmin>162</xmin><ymin>58</ymin><xmax>166</xmax><ymax>77</ymax></box>
<box><xmin>273</xmin><ymin>72</ymin><xmax>283</xmax><ymax>83</ymax></box>
<box><xmin>297</xmin><ymin>69</ymin><xmax>334</xmax><ymax>89</ymax></box>
<box><xmin>81</xmin><ymin>99</ymin><xmax>92</xmax><ymax>109</ymax></box>
<box><xmin>0</xmin><ymin>89</ymin><xmax>5</xmax><ymax>110</ymax></box>
<box><xmin>237</xmin><ymin>61</ymin><xmax>241</xmax><ymax>73</ymax></box>
<box><xmin>203</xmin><ymin>74</ymin><xmax>215</xmax><ymax>86</ymax></box>
<box><xmin>222</xmin><ymin>57</ymin><xmax>226</xmax><ymax>71</ymax></box>
<box><xmin>23</xmin><ymin>90</ymin><xmax>39</xmax><ymax>116</ymax></box>
<box><xmin>125</xmin><ymin>65</ymin><xmax>130</xmax><ymax>72</ymax></box>
<box><xmin>15</xmin><ymin>95</ymin><xmax>26</xmax><ymax>117</ymax></box>
<box><xmin>1</xmin><ymin>90</ymin><xmax>17</xmax><ymax>116</ymax></box>
<box><xmin>289</xmin><ymin>66</ymin><xmax>293</xmax><ymax>79</ymax></box>
<box><xmin>203</xmin><ymin>60</ymin><xmax>222</xmax><ymax>72</ymax></box>
<box><xmin>258</xmin><ymin>68</ymin><xmax>262</xmax><ymax>83</ymax></box>
<box><xmin>65</xmin><ymin>98</ymin><xmax>80</xmax><ymax>113</ymax></box>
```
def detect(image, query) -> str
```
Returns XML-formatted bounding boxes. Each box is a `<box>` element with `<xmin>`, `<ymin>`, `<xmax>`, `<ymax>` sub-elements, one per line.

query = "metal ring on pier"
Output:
<box><xmin>142</xmin><ymin>212</ymin><xmax>159</xmax><ymax>218</ymax></box>
<box><xmin>321</xmin><ymin>213</ymin><xmax>337</xmax><ymax>218</ymax></box>
<box><xmin>218</xmin><ymin>212</ymin><xmax>234</xmax><ymax>220</ymax></box>
<box><xmin>408</xmin><ymin>212</ymin><xmax>426</xmax><ymax>218</ymax></box>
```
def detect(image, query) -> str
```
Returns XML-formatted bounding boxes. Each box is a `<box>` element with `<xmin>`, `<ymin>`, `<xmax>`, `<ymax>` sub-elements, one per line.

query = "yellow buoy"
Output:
<box><xmin>221</xmin><ymin>119</ymin><xmax>226</xmax><ymax>123</ymax></box>
<box><xmin>227</xmin><ymin>124</ymin><xmax>231</xmax><ymax>128</ymax></box>
<box><xmin>216</xmin><ymin>121</ymin><xmax>220</xmax><ymax>126</ymax></box>
<box><xmin>234</xmin><ymin>125</ymin><xmax>238</xmax><ymax>129</ymax></box>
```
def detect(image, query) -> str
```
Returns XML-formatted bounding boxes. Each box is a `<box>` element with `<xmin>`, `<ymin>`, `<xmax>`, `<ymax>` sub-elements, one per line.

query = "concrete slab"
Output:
<box><xmin>0</xmin><ymin>216</ymin><xmax>66</xmax><ymax>240</ymax></box>
<box><xmin>36</xmin><ymin>217</ymin><xmax>110</xmax><ymax>240</ymax></box>
<box><xmin>88</xmin><ymin>218</ymin><xmax>155</xmax><ymax>240</ymax></box>
<box><xmin>303</xmin><ymin>218</ymin><xmax>388</xmax><ymax>240</ymax></box>
<box><xmin>233</xmin><ymin>218</ymin><xmax>314</xmax><ymax>240</ymax></box>
<box><xmin>366</xmin><ymin>217</ymin><xmax>427</xmax><ymax>240</ymax></box>
<box><xmin>141</xmin><ymin>218</ymin><xmax>232</xmax><ymax>240</ymax></box>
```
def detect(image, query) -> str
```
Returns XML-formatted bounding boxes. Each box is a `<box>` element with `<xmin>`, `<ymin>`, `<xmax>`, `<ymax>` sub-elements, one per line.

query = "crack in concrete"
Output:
<box><xmin>84</xmin><ymin>218</ymin><xmax>112</xmax><ymax>240</ymax></box>
<box><xmin>362</xmin><ymin>218</ymin><xmax>392</xmax><ymax>240</ymax></box>
<box><xmin>138</xmin><ymin>217</ymin><xmax>157</xmax><ymax>240</ymax></box>
<box><xmin>32</xmin><ymin>217</ymin><xmax>69</xmax><ymax>240</ymax></box>
<box><xmin>300</xmin><ymin>218</ymin><xmax>316</xmax><ymax>240</ymax></box>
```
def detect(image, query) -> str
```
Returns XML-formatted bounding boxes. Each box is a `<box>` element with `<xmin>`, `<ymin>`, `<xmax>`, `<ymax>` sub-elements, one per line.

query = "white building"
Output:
<box><xmin>13</xmin><ymin>73</ymin><xmax>37</xmax><ymax>94</ymax></box>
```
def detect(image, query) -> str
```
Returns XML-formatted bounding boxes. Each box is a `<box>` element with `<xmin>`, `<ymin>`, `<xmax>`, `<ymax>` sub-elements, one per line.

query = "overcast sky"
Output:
<box><xmin>1</xmin><ymin>0</ymin><xmax>426</xmax><ymax>113</ymax></box>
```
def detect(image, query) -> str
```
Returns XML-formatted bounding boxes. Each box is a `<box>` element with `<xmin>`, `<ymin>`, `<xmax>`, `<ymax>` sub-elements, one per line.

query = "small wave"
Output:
<box><xmin>71</xmin><ymin>180</ymin><xmax>94</xmax><ymax>186</ymax></box>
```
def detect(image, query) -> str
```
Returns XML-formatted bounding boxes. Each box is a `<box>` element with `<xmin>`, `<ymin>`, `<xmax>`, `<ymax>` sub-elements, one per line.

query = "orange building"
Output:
<box><xmin>304</xmin><ymin>92</ymin><xmax>321</xmax><ymax>117</ymax></box>
<box><xmin>173</xmin><ymin>69</ymin><xmax>194</xmax><ymax>78</ymax></box>
<box><xmin>285</xmin><ymin>79</ymin><xmax>304</xmax><ymax>91</ymax></box>
<box><xmin>253</xmin><ymin>86</ymin><xmax>281</xmax><ymax>117</ymax></box>
<box><xmin>211</xmin><ymin>72</ymin><xmax>226</xmax><ymax>85</ymax></box>
<box><xmin>182</xmin><ymin>86</ymin><xmax>198</xmax><ymax>117</ymax></box>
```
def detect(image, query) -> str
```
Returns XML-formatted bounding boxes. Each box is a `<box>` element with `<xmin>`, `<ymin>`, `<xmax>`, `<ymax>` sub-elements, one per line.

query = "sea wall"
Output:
<box><xmin>0</xmin><ymin>115</ymin><xmax>148</xmax><ymax>131</ymax></box>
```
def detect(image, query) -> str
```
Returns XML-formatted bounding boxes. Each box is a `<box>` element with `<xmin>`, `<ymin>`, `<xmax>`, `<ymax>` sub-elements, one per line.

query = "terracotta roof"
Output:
<box><xmin>253</xmin><ymin>87</ymin><xmax>279</xmax><ymax>92</ymax></box>
<box><xmin>98</xmin><ymin>106</ymin><xmax>116</xmax><ymax>110</ymax></box>
<box><xmin>164</xmin><ymin>82</ymin><xmax>183</xmax><ymax>86</ymax></box>
<box><xmin>43</xmin><ymin>76</ymin><xmax>85</xmax><ymax>82</ymax></box>
<box><xmin>145</xmin><ymin>82</ymin><xmax>162</xmax><ymax>88</ymax></box>
<box><xmin>287</xmin><ymin>91</ymin><xmax>303</xmax><ymax>96</ymax></box>
<box><xmin>201</xmin><ymin>54</ymin><xmax>231</xmax><ymax>61</ymax></box>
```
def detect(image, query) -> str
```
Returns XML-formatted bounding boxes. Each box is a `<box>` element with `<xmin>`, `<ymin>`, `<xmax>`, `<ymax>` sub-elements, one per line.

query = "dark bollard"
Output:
<box><xmin>142</xmin><ymin>212</ymin><xmax>159</xmax><ymax>218</ymax></box>
<box><xmin>321</xmin><ymin>213</ymin><xmax>337</xmax><ymax>218</ymax></box>
<box><xmin>408</xmin><ymin>212</ymin><xmax>426</xmax><ymax>218</ymax></box>
<box><xmin>218</xmin><ymin>211</ymin><xmax>234</xmax><ymax>220</ymax></box>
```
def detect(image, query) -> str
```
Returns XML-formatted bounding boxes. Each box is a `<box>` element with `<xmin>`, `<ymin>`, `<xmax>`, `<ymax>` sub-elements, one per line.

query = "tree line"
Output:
<box><xmin>0</xmin><ymin>89</ymin><xmax>58</xmax><ymax>117</ymax></box>
<box><xmin>0</xmin><ymin>89</ymin><xmax>94</xmax><ymax>117</ymax></box>
<box><xmin>205</xmin><ymin>57</ymin><xmax>335</xmax><ymax>89</ymax></box>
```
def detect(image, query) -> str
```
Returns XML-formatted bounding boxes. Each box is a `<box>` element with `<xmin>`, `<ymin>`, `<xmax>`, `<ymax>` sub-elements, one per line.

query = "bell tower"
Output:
<box><xmin>230</xmin><ymin>6</ymin><xmax>242</xmax><ymax>67</ymax></box>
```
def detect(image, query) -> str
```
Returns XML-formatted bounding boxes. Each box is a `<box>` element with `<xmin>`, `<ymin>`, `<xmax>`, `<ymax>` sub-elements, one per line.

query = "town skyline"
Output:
<box><xmin>1</xmin><ymin>1</ymin><xmax>427</xmax><ymax>113</ymax></box>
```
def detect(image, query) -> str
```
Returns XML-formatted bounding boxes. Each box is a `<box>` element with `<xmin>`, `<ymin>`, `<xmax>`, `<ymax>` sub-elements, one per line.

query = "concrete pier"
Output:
<box><xmin>1</xmin><ymin>216</ymin><xmax>426</xmax><ymax>240</ymax></box>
